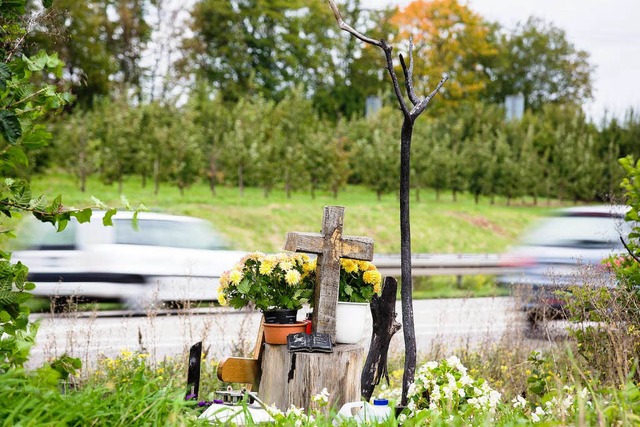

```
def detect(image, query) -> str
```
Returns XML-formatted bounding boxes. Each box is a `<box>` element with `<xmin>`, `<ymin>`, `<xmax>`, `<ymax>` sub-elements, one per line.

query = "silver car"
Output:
<box><xmin>13</xmin><ymin>211</ymin><xmax>244</xmax><ymax>311</ymax></box>
<box><xmin>498</xmin><ymin>205</ymin><xmax>630</xmax><ymax>329</ymax></box>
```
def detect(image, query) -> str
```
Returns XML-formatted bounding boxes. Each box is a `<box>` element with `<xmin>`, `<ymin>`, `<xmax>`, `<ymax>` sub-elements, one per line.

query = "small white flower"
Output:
<box><xmin>425</xmin><ymin>361</ymin><xmax>438</xmax><ymax>370</ymax></box>
<box><xmin>511</xmin><ymin>395</ymin><xmax>527</xmax><ymax>409</ymax></box>
<box><xmin>398</xmin><ymin>414</ymin><xmax>407</xmax><ymax>423</ymax></box>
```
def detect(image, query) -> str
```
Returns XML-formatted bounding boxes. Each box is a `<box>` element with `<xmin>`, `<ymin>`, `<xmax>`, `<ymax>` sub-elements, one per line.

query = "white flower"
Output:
<box><xmin>512</xmin><ymin>395</ymin><xmax>527</xmax><ymax>409</ymax></box>
<box><xmin>407</xmin><ymin>382</ymin><xmax>417</xmax><ymax>397</ymax></box>
<box><xmin>458</xmin><ymin>388</ymin><xmax>466</xmax><ymax>398</ymax></box>
<box><xmin>425</xmin><ymin>361</ymin><xmax>438</xmax><ymax>371</ymax></box>
<box><xmin>397</xmin><ymin>414</ymin><xmax>407</xmax><ymax>423</ymax></box>
<box><xmin>531</xmin><ymin>405</ymin><xmax>546</xmax><ymax>423</ymax></box>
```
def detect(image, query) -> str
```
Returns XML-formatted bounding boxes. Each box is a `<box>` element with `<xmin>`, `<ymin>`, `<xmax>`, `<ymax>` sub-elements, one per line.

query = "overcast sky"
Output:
<box><xmin>361</xmin><ymin>0</ymin><xmax>640</xmax><ymax>122</ymax></box>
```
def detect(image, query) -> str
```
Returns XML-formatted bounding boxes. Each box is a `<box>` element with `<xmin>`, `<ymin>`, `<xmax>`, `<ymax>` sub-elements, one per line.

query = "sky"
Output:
<box><xmin>361</xmin><ymin>0</ymin><xmax>640</xmax><ymax>122</ymax></box>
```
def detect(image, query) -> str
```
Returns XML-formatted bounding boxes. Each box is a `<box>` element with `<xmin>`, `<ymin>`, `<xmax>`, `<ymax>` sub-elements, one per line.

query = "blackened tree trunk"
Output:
<box><xmin>361</xmin><ymin>277</ymin><xmax>401</xmax><ymax>401</ymax></box>
<box><xmin>328</xmin><ymin>0</ymin><xmax>448</xmax><ymax>406</ymax></box>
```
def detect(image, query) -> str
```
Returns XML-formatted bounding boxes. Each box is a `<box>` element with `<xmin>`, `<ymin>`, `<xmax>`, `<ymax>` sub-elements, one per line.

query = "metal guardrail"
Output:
<box><xmin>372</xmin><ymin>253</ymin><xmax>519</xmax><ymax>277</ymax></box>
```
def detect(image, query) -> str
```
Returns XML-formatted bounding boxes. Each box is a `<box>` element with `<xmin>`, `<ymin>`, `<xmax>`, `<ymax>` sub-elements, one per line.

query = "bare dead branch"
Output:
<box><xmin>327</xmin><ymin>0</ymin><xmax>382</xmax><ymax>47</ymax></box>
<box><xmin>328</xmin><ymin>0</ymin><xmax>410</xmax><ymax>118</ymax></box>
<box><xmin>411</xmin><ymin>73</ymin><xmax>449</xmax><ymax>119</ymax></box>
<box><xmin>399</xmin><ymin>38</ymin><xmax>420</xmax><ymax>106</ymax></box>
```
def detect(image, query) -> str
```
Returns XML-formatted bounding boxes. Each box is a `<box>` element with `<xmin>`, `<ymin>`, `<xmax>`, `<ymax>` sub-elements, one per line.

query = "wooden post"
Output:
<box><xmin>185</xmin><ymin>342</ymin><xmax>202</xmax><ymax>400</ymax></box>
<box><xmin>259</xmin><ymin>343</ymin><xmax>365</xmax><ymax>411</ymax></box>
<box><xmin>284</xmin><ymin>206</ymin><xmax>374</xmax><ymax>342</ymax></box>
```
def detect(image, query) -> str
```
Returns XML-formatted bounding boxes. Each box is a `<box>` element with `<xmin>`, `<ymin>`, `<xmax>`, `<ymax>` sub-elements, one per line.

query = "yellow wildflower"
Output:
<box><xmin>121</xmin><ymin>349</ymin><xmax>133</xmax><ymax>358</ymax></box>
<box><xmin>229</xmin><ymin>269</ymin><xmax>243</xmax><ymax>286</ymax></box>
<box><xmin>285</xmin><ymin>270</ymin><xmax>301</xmax><ymax>286</ymax></box>
<box><xmin>341</xmin><ymin>259</ymin><xmax>358</xmax><ymax>273</ymax></box>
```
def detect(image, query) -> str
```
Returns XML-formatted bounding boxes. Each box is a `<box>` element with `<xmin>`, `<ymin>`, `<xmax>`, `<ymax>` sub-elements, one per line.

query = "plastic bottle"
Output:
<box><xmin>334</xmin><ymin>399</ymin><xmax>392</xmax><ymax>425</ymax></box>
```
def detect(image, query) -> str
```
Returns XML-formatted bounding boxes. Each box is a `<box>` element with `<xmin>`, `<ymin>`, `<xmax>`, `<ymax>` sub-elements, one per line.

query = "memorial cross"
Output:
<box><xmin>284</xmin><ymin>206</ymin><xmax>374</xmax><ymax>341</ymax></box>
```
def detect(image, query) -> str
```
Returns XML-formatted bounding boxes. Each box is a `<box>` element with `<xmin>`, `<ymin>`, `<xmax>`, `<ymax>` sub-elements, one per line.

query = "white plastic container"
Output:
<box><xmin>333</xmin><ymin>399</ymin><xmax>392</xmax><ymax>425</ymax></box>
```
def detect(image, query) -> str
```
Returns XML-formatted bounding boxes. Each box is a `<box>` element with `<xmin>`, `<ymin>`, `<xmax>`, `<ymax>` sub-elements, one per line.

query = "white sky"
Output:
<box><xmin>362</xmin><ymin>0</ymin><xmax>640</xmax><ymax>122</ymax></box>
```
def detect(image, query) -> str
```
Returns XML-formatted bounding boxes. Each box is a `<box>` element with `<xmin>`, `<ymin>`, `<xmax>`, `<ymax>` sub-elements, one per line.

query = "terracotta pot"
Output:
<box><xmin>262</xmin><ymin>321</ymin><xmax>307</xmax><ymax>345</ymax></box>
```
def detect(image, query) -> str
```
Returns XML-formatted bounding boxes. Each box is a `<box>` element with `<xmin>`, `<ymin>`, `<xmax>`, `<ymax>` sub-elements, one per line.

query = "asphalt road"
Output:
<box><xmin>27</xmin><ymin>296</ymin><xmax>543</xmax><ymax>369</ymax></box>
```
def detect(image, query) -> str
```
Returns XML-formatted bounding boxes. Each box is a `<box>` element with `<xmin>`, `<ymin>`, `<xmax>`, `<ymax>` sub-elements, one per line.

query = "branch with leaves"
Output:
<box><xmin>328</xmin><ymin>0</ymin><xmax>448</xmax><ymax>406</ymax></box>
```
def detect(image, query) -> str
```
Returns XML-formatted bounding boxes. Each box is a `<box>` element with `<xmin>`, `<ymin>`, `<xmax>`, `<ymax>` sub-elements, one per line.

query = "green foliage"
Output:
<box><xmin>564</xmin><ymin>155</ymin><xmax>640</xmax><ymax>385</ymax></box>
<box><xmin>218</xmin><ymin>253</ymin><xmax>315</xmax><ymax>311</ymax></box>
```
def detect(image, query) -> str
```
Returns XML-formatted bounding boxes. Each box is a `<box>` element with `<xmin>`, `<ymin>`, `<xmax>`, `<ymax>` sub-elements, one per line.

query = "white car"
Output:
<box><xmin>13</xmin><ymin>211</ymin><xmax>245</xmax><ymax>311</ymax></box>
<box><xmin>498</xmin><ymin>205</ymin><xmax>630</xmax><ymax>328</ymax></box>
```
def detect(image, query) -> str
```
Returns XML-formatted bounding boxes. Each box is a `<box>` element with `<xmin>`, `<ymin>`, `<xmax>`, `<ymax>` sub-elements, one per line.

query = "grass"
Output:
<box><xmin>26</xmin><ymin>172</ymin><xmax>556</xmax><ymax>254</ymax></box>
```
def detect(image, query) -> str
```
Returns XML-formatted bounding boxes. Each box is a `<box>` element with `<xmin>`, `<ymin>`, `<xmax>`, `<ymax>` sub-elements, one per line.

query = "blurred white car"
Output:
<box><xmin>498</xmin><ymin>205</ymin><xmax>630</xmax><ymax>327</ymax></box>
<box><xmin>13</xmin><ymin>211</ymin><xmax>244</xmax><ymax>311</ymax></box>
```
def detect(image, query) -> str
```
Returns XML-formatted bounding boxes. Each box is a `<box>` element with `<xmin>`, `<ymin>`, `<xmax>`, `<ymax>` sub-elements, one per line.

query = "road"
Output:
<box><xmin>27</xmin><ymin>296</ymin><xmax>542</xmax><ymax>369</ymax></box>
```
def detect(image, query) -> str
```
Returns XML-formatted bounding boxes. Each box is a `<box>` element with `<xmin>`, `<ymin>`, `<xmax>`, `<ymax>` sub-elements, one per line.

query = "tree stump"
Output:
<box><xmin>259</xmin><ymin>343</ymin><xmax>365</xmax><ymax>411</ymax></box>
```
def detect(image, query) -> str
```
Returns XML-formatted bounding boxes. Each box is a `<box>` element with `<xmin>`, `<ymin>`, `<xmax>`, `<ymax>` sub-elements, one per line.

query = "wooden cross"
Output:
<box><xmin>284</xmin><ymin>206</ymin><xmax>374</xmax><ymax>342</ymax></box>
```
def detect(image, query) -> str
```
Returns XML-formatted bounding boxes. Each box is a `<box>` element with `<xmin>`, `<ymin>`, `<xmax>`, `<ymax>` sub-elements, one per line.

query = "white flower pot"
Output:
<box><xmin>335</xmin><ymin>301</ymin><xmax>369</xmax><ymax>344</ymax></box>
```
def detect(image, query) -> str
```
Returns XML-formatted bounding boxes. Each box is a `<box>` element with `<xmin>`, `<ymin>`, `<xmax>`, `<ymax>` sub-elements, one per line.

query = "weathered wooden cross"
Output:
<box><xmin>284</xmin><ymin>205</ymin><xmax>374</xmax><ymax>341</ymax></box>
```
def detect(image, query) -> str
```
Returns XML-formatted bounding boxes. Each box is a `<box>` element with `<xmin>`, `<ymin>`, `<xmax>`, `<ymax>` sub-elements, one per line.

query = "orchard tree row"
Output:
<box><xmin>42</xmin><ymin>92</ymin><xmax>640</xmax><ymax>204</ymax></box>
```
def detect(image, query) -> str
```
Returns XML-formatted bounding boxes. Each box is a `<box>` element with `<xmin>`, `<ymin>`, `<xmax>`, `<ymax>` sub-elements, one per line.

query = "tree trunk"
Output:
<box><xmin>153</xmin><ymin>156</ymin><xmax>160</xmax><ymax>195</ymax></box>
<box><xmin>361</xmin><ymin>277</ymin><xmax>401</xmax><ymax>401</ymax></box>
<box><xmin>209</xmin><ymin>152</ymin><xmax>217</xmax><ymax>196</ymax></box>
<box><xmin>415</xmin><ymin>187</ymin><xmax>420</xmax><ymax>202</ymax></box>
<box><xmin>436</xmin><ymin>188</ymin><xmax>440</xmax><ymax>202</ymax></box>
<box><xmin>238</xmin><ymin>164</ymin><xmax>244</xmax><ymax>197</ymax></box>
<box><xmin>399</xmin><ymin>118</ymin><xmax>416</xmax><ymax>406</ymax></box>
<box><xmin>474</xmin><ymin>192</ymin><xmax>479</xmax><ymax>204</ymax></box>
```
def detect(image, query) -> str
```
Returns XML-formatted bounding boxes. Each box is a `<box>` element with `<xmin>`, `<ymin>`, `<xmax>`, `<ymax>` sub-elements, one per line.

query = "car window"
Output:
<box><xmin>24</xmin><ymin>221</ymin><xmax>78</xmax><ymax>250</ymax></box>
<box><xmin>113</xmin><ymin>218</ymin><xmax>229</xmax><ymax>250</ymax></box>
<box><xmin>522</xmin><ymin>214</ymin><xmax>630</xmax><ymax>249</ymax></box>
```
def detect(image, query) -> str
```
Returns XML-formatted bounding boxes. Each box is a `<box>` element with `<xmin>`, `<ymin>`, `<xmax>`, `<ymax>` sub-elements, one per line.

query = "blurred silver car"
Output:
<box><xmin>13</xmin><ymin>211</ymin><xmax>244</xmax><ymax>311</ymax></box>
<box><xmin>498</xmin><ymin>205</ymin><xmax>630</xmax><ymax>327</ymax></box>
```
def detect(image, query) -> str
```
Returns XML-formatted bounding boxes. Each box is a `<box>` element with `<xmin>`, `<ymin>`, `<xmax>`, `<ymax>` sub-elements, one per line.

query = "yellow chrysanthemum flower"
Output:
<box><xmin>285</xmin><ymin>270</ymin><xmax>301</xmax><ymax>286</ymax></box>
<box><xmin>358</xmin><ymin>261</ymin><xmax>372</xmax><ymax>271</ymax></box>
<box><xmin>229</xmin><ymin>269</ymin><xmax>243</xmax><ymax>286</ymax></box>
<box><xmin>218</xmin><ymin>292</ymin><xmax>227</xmax><ymax>306</ymax></box>
<box><xmin>279</xmin><ymin>260</ymin><xmax>294</xmax><ymax>271</ymax></box>
<box><xmin>303</xmin><ymin>259</ymin><xmax>316</xmax><ymax>273</ymax></box>
<box><xmin>363</xmin><ymin>269</ymin><xmax>382</xmax><ymax>288</ymax></box>
<box><xmin>341</xmin><ymin>259</ymin><xmax>358</xmax><ymax>273</ymax></box>
<box><xmin>259</xmin><ymin>259</ymin><xmax>276</xmax><ymax>275</ymax></box>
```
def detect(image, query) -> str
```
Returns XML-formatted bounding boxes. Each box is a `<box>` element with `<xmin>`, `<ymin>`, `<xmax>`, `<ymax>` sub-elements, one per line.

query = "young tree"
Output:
<box><xmin>328</xmin><ymin>0</ymin><xmax>447</xmax><ymax>404</ymax></box>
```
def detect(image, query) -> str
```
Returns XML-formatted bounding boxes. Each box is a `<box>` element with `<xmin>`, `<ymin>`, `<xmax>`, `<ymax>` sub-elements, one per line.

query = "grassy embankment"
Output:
<box><xmin>23</xmin><ymin>173</ymin><xmax>563</xmax><ymax>299</ymax></box>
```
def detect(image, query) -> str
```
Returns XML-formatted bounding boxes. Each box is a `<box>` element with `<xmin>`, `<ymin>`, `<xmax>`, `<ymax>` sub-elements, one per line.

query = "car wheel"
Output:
<box><xmin>524</xmin><ymin>309</ymin><xmax>545</xmax><ymax>339</ymax></box>
<box><xmin>50</xmin><ymin>296</ymin><xmax>70</xmax><ymax>313</ymax></box>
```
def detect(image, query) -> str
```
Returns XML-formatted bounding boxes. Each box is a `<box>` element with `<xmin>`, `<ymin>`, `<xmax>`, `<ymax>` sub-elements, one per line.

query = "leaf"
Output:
<box><xmin>0</xmin><ymin>110</ymin><xmax>22</xmax><ymax>144</ymax></box>
<box><xmin>42</xmin><ymin>0</ymin><xmax>54</xmax><ymax>7</ymax></box>
<box><xmin>102</xmin><ymin>208</ymin><xmax>117</xmax><ymax>226</ymax></box>
<box><xmin>0</xmin><ymin>63</ymin><xmax>11</xmax><ymax>91</ymax></box>
<box><xmin>70</xmin><ymin>207</ymin><xmax>92</xmax><ymax>224</ymax></box>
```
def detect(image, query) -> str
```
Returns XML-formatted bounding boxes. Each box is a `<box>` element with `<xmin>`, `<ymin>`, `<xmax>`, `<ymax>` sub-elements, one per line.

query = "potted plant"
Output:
<box><xmin>304</xmin><ymin>258</ymin><xmax>383</xmax><ymax>343</ymax></box>
<box><xmin>335</xmin><ymin>259</ymin><xmax>383</xmax><ymax>343</ymax></box>
<box><xmin>218</xmin><ymin>252</ymin><xmax>315</xmax><ymax>344</ymax></box>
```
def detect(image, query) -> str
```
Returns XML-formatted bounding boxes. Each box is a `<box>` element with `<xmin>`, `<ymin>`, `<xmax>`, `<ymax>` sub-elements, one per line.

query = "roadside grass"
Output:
<box><xmin>4</xmin><ymin>325</ymin><xmax>639</xmax><ymax>426</ymax></box>
<box><xmin>27</xmin><ymin>172</ymin><xmax>555</xmax><ymax>254</ymax></box>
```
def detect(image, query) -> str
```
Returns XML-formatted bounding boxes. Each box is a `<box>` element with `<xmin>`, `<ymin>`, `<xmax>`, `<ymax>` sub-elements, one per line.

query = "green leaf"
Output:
<box><xmin>23</xmin><ymin>282</ymin><xmax>35</xmax><ymax>291</ymax></box>
<box><xmin>0</xmin><ymin>63</ymin><xmax>11</xmax><ymax>91</ymax></box>
<box><xmin>102</xmin><ymin>208</ymin><xmax>117</xmax><ymax>226</ymax></box>
<box><xmin>0</xmin><ymin>110</ymin><xmax>22</xmax><ymax>144</ymax></box>
<box><xmin>42</xmin><ymin>0</ymin><xmax>54</xmax><ymax>8</ymax></box>
<box><xmin>70</xmin><ymin>207</ymin><xmax>92</xmax><ymax>224</ymax></box>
